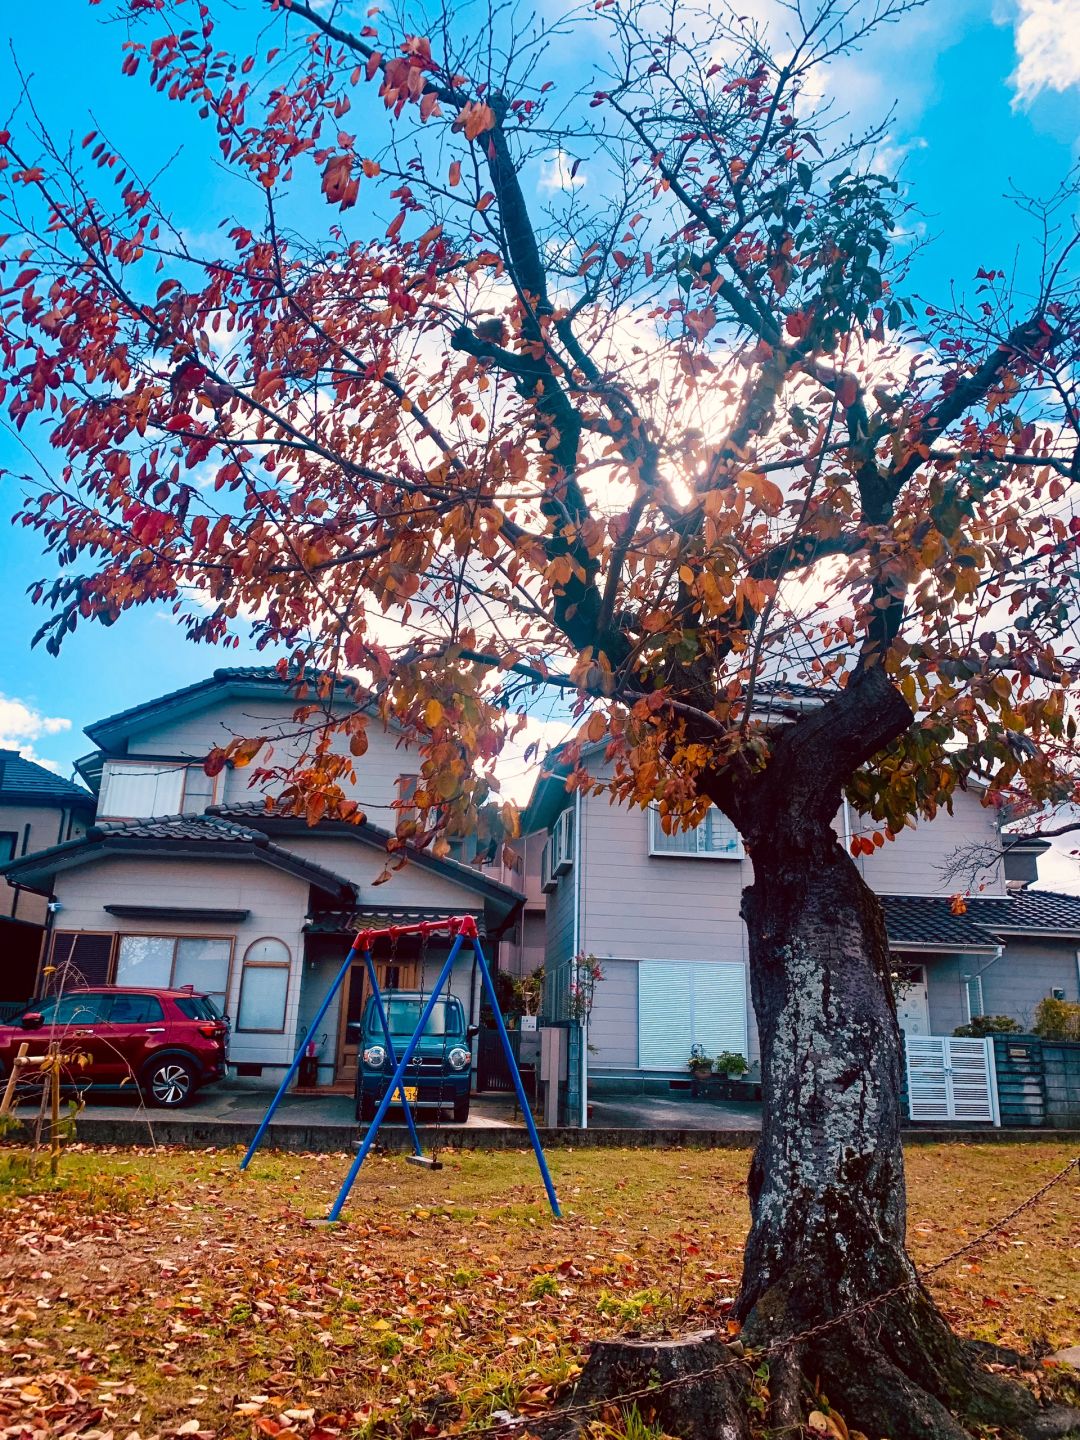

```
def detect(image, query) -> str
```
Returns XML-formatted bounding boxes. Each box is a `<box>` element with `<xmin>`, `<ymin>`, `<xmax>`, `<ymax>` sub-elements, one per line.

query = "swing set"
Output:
<box><xmin>240</xmin><ymin>915</ymin><xmax>561</xmax><ymax>1221</ymax></box>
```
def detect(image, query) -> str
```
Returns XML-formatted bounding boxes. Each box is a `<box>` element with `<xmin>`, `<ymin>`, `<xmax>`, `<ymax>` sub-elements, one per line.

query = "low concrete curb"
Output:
<box><xmin>4</xmin><ymin>1117</ymin><xmax>1078</xmax><ymax>1153</ymax></box>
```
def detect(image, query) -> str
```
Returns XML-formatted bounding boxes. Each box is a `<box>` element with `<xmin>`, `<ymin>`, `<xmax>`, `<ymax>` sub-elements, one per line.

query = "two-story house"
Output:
<box><xmin>526</xmin><ymin>742</ymin><xmax>1080</xmax><ymax>1095</ymax></box>
<box><xmin>1</xmin><ymin>668</ymin><xmax>524</xmax><ymax>1089</ymax></box>
<box><xmin>0</xmin><ymin>750</ymin><xmax>95</xmax><ymax>1014</ymax></box>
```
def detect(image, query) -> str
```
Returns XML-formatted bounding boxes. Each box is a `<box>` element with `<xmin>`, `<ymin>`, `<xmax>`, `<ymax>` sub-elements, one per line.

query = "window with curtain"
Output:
<box><xmin>100</xmin><ymin>762</ymin><xmax>185</xmax><ymax>818</ymax></box>
<box><xmin>115</xmin><ymin>935</ymin><xmax>231</xmax><ymax>1012</ymax></box>
<box><xmin>236</xmin><ymin>938</ymin><xmax>291</xmax><ymax>1032</ymax></box>
<box><xmin>649</xmin><ymin>806</ymin><xmax>743</xmax><ymax>858</ymax></box>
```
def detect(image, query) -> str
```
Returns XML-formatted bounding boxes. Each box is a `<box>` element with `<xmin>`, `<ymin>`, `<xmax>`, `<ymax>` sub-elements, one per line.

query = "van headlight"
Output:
<box><xmin>447</xmin><ymin>1046</ymin><xmax>471</xmax><ymax>1071</ymax></box>
<box><xmin>362</xmin><ymin>1045</ymin><xmax>386</xmax><ymax>1068</ymax></box>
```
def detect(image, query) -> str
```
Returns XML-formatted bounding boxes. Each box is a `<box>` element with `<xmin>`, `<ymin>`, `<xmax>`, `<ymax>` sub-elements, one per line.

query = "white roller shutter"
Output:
<box><xmin>638</xmin><ymin>960</ymin><xmax>747</xmax><ymax>1071</ymax></box>
<box><xmin>638</xmin><ymin>962</ymin><xmax>691</xmax><ymax>1070</ymax></box>
<box><xmin>691</xmin><ymin>963</ymin><xmax>747</xmax><ymax>1057</ymax></box>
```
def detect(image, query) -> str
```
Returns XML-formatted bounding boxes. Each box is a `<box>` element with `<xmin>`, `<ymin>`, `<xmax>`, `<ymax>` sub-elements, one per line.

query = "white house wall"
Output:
<box><xmin>122</xmin><ymin>696</ymin><xmax>418</xmax><ymax>828</ymax></box>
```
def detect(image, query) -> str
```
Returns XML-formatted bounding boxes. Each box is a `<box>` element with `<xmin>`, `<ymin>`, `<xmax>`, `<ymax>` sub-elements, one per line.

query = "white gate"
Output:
<box><xmin>905</xmin><ymin>1036</ymin><xmax>999</xmax><ymax>1125</ymax></box>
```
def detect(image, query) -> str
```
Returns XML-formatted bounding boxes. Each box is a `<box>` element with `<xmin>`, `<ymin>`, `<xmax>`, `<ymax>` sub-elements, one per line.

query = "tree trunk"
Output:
<box><xmin>734</xmin><ymin>818</ymin><xmax>1080</xmax><ymax>1439</ymax></box>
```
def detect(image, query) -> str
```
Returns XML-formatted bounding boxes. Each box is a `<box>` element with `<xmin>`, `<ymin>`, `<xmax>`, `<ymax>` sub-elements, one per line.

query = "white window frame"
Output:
<box><xmin>648</xmin><ymin>805</ymin><xmax>743</xmax><ymax>859</ymax></box>
<box><xmin>552</xmin><ymin>807</ymin><xmax>574</xmax><ymax>877</ymax></box>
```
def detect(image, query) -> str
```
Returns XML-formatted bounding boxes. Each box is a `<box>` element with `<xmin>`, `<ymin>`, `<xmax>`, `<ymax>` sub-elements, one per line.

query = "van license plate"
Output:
<box><xmin>401</xmin><ymin>1086</ymin><xmax>418</xmax><ymax>1103</ymax></box>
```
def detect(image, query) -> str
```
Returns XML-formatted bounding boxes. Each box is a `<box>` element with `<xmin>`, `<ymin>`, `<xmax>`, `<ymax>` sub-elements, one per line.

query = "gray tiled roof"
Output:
<box><xmin>0</xmin><ymin>749</ymin><xmax>95</xmax><ymax>807</ymax></box>
<box><xmin>882</xmin><ymin>895</ymin><xmax>1000</xmax><ymax>950</ymax></box>
<box><xmin>883</xmin><ymin>889</ymin><xmax>1080</xmax><ymax>949</ymax></box>
<box><xmin>93</xmin><ymin>814</ymin><xmax>265</xmax><ymax>842</ymax></box>
<box><xmin>973</xmin><ymin>889</ymin><xmax>1080</xmax><ymax>934</ymax></box>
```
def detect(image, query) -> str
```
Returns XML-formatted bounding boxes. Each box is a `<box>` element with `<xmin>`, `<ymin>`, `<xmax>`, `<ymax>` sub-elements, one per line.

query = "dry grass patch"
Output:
<box><xmin>0</xmin><ymin>1141</ymin><xmax>1076</xmax><ymax>1439</ymax></box>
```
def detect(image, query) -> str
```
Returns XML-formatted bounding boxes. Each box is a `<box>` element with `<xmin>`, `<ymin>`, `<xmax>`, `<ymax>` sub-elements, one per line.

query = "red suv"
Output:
<box><xmin>0</xmin><ymin>987</ymin><xmax>229</xmax><ymax>1108</ymax></box>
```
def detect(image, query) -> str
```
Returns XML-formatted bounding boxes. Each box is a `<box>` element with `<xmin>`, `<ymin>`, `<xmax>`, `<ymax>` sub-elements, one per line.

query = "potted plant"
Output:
<box><xmin>713</xmin><ymin>1051</ymin><xmax>749</xmax><ymax>1079</ymax></box>
<box><xmin>687</xmin><ymin>1044</ymin><xmax>714</xmax><ymax>1082</ymax></box>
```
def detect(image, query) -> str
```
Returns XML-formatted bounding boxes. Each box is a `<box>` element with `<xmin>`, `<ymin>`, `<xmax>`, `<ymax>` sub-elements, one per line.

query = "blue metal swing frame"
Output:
<box><xmin>240</xmin><ymin>916</ymin><xmax>561</xmax><ymax>1222</ymax></box>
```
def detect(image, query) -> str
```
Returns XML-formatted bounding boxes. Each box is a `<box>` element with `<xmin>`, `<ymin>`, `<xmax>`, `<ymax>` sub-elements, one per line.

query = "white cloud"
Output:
<box><xmin>1009</xmin><ymin>0</ymin><xmax>1080</xmax><ymax>106</ymax></box>
<box><xmin>0</xmin><ymin>695</ymin><xmax>71</xmax><ymax>772</ymax></box>
<box><xmin>539</xmin><ymin>150</ymin><xmax>585</xmax><ymax>194</ymax></box>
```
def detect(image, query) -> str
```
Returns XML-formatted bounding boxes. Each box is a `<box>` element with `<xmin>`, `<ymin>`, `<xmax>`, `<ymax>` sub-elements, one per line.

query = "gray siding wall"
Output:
<box><xmin>587</xmin><ymin>959</ymin><xmax>638</xmax><ymax>1068</ymax></box>
<box><xmin>570</xmin><ymin>774</ymin><xmax>756</xmax><ymax>1065</ymax></box>
<box><xmin>924</xmin><ymin>954</ymin><xmax>972</xmax><ymax>1035</ymax></box>
<box><xmin>854</xmin><ymin>788</ymin><xmax>1006</xmax><ymax>896</ymax></box>
<box><xmin>923</xmin><ymin>941</ymin><xmax>1079</xmax><ymax>1035</ymax></box>
<box><xmin>979</xmin><ymin>940</ymin><xmax>1080</xmax><ymax>1027</ymax></box>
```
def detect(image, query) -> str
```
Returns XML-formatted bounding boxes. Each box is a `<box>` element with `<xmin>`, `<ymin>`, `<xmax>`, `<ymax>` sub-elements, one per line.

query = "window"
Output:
<box><xmin>100</xmin><ymin>762</ymin><xmax>185</xmax><ymax>818</ymax></box>
<box><xmin>50</xmin><ymin>932</ymin><xmax>115</xmax><ymax>987</ymax></box>
<box><xmin>369</xmin><ymin>996</ymin><xmax>464</xmax><ymax>1037</ymax></box>
<box><xmin>176</xmin><ymin>995</ymin><xmax>223</xmax><ymax>1021</ymax></box>
<box><xmin>115</xmin><ymin>935</ymin><xmax>232</xmax><ymax>1013</ymax></box>
<box><xmin>649</xmin><ymin>806</ymin><xmax>743</xmax><ymax>859</ymax></box>
<box><xmin>236</xmin><ymin>937</ymin><xmax>291</xmax><ymax>1033</ymax></box>
<box><xmin>38</xmin><ymin>992</ymin><xmax>113</xmax><ymax>1026</ymax></box>
<box><xmin>99</xmin><ymin>762</ymin><xmax>219</xmax><ymax>819</ymax></box>
<box><xmin>964</xmin><ymin>974</ymin><xmax>985</xmax><ymax>1023</ymax></box>
<box><xmin>181</xmin><ymin>766</ymin><xmax>217</xmax><ymax>814</ymax></box>
<box><xmin>108</xmin><ymin>993</ymin><xmax>165</xmax><ymax>1024</ymax></box>
<box><xmin>0</xmin><ymin>832</ymin><xmax>17</xmax><ymax>862</ymax></box>
<box><xmin>637</xmin><ymin>960</ymin><xmax>747</xmax><ymax>1070</ymax></box>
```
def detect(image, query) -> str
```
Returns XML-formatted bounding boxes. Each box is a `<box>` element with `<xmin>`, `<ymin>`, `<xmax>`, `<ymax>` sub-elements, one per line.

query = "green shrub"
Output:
<box><xmin>953</xmin><ymin>1015</ymin><xmax>1021</xmax><ymax>1038</ymax></box>
<box><xmin>1032</xmin><ymin>997</ymin><xmax>1080</xmax><ymax>1041</ymax></box>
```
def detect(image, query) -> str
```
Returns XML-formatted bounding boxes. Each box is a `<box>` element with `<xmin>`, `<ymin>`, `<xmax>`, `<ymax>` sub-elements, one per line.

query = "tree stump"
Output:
<box><xmin>549</xmin><ymin>1331</ymin><xmax>752</xmax><ymax>1440</ymax></box>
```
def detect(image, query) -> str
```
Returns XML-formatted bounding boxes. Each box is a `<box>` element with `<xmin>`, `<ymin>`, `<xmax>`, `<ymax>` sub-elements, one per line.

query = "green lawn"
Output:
<box><xmin>0</xmin><ymin>1142</ymin><xmax>1076</xmax><ymax>1438</ymax></box>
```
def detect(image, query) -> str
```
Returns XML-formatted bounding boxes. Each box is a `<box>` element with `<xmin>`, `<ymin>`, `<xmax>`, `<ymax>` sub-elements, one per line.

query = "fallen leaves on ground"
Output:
<box><xmin>0</xmin><ymin>1142</ymin><xmax>1076</xmax><ymax>1439</ymax></box>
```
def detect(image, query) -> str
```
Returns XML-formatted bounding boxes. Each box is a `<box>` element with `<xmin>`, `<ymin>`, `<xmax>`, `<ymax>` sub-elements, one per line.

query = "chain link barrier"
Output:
<box><xmin>457</xmin><ymin>1152</ymin><xmax>1079</xmax><ymax>1439</ymax></box>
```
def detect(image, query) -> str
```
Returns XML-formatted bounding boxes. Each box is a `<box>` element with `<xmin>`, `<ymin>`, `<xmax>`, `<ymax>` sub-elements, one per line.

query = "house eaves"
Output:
<box><xmin>84</xmin><ymin>666</ymin><xmax>374</xmax><ymax>752</ymax></box>
<box><xmin>0</xmin><ymin>813</ymin><xmax>357</xmax><ymax>902</ymax></box>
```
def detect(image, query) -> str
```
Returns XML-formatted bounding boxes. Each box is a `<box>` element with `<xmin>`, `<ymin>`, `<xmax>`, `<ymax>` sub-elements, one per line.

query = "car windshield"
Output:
<box><xmin>175</xmin><ymin>995</ymin><xmax>222</xmax><ymax>1021</ymax></box>
<box><xmin>367</xmin><ymin>998</ymin><xmax>464</xmax><ymax>1037</ymax></box>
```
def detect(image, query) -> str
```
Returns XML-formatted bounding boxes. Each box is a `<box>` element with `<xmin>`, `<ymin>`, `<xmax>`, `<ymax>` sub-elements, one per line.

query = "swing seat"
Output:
<box><xmin>405</xmin><ymin>1154</ymin><xmax>443</xmax><ymax>1170</ymax></box>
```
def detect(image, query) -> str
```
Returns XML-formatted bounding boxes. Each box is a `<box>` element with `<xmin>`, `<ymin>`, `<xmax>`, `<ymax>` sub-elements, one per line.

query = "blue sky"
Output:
<box><xmin>1</xmin><ymin>0</ymin><xmax>1079</xmax><ymax>787</ymax></box>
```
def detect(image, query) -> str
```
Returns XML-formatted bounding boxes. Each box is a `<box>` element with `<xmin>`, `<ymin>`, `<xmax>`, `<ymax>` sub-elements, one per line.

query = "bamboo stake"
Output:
<box><xmin>0</xmin><ymin>1042</ymin><xmax>29</xmax><ymax>1116</ymax></box>
<box><xmin>49</xmin><ymin>1053</ymin><xmax>61</xmax><ymax>1177</ymax></box>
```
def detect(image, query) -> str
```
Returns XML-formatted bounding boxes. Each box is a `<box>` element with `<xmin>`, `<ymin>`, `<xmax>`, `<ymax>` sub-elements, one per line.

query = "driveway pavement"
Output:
<box><xmin>77</xmin><ymin>1084</ymin><xmax>524</xmax><ymax>1130</ymax></box>
<box><xmin>588</xmin><ymin>1093</ymin><xmax>762</xmax><ymax>1130</ymax></box>
<box><xmin>68</xmin><ymin>1083</ymin><xmax>761</xmax><ymax>1137</ymax></box>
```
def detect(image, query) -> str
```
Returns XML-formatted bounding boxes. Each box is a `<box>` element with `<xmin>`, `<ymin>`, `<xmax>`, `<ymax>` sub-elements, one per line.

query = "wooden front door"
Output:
<box><xmin>335</xmin><ymin>958</ymin><xmax>418</xmax><ymax>1085</ymax></box>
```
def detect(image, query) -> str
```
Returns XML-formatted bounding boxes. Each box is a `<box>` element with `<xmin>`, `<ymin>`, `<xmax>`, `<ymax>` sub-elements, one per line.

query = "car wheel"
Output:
<box><xmin>453</xmin><ymin>1093</ymin><xmax>470</xmax><ymax>1124</ymax></box>
<box><xmin>143</xmin><ymin>1056</ymin><xmax>197</xmax><ymax>1108</ymax></box>
<box><xmin>359</xmin><ymin>1092</ymin><xmax>377</xmax><ymax>1123</ymax></box>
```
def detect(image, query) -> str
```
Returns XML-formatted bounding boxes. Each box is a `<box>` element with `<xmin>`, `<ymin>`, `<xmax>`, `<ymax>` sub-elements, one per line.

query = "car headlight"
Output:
<box><xmin>447</xmin><ymin>1046</ymin><xmax>471</xmax><ymax>1071</ymax></box>
<box><xmin>362</xmin><ymin>1045</ymin><xmax>386</xmax><ymax>1068</ymax></box>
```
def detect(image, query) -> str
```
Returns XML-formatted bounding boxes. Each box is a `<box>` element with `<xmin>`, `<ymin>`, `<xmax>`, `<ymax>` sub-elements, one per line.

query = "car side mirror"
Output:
<box><xmin>466</xmin><ymin>1024</ymin><xmax>480</xmax><ymax>1040</ymax></box>
<box><xmin>21</xmin><ymin>1012</ymin><xmax>44</xmax><ymax>1030</ymax></box>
